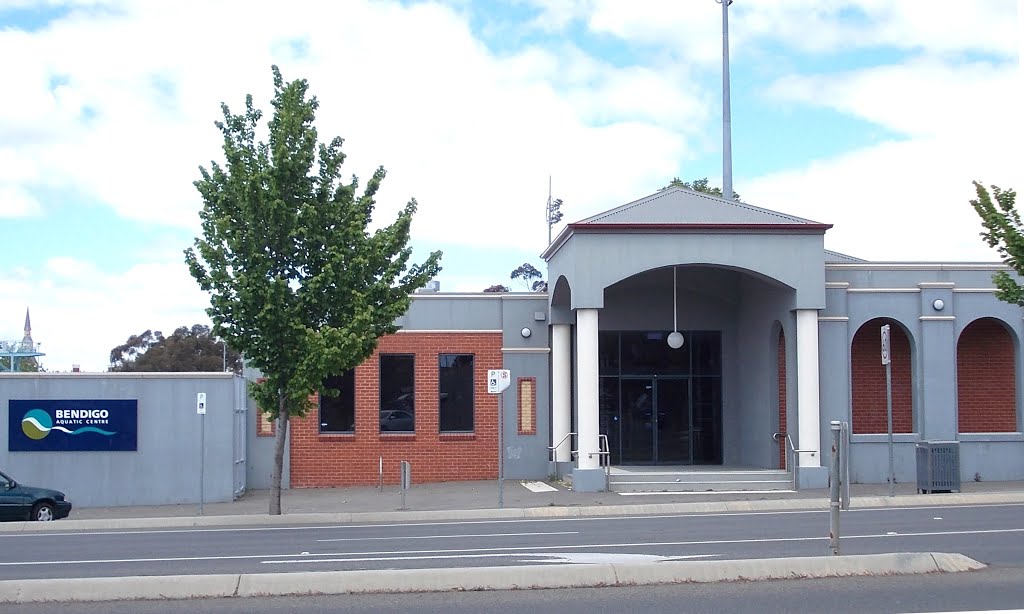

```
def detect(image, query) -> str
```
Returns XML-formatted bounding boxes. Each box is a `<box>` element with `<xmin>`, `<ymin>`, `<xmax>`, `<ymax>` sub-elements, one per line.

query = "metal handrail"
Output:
<box><xmin>773</xmin><ymin>432</ymin><xmax>817</xmax><ymax>491</ymax></box>
<box><xmin>596</xmin><ymin>434</ymin><xmax>611</xmax><ymax>491</ymax></box>
<box><xmin>548</xmin><ymin>431</ymin><xmax>577</xmax><ymax>463</ymax></box>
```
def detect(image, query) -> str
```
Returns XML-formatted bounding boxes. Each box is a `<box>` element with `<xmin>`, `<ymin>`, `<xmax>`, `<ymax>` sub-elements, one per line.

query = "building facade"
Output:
<box><xmin>284</xmin><ymin>187</ymin><xmax>1023</xmax><ymax>491</ymax></box>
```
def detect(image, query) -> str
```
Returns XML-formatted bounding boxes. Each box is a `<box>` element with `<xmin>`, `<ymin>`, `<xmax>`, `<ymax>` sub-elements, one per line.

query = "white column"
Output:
<box><xmin>796</xmin><ymin>309</ymin><xmax>821</xmax><ymax>468</ymax></box>
<box><xmin>551</xmin><ymin>324</ymin><xmax>572</xmax><ymax>463</ymax></box>
<box><xmin>575</xmin><ymin>309</ymin><xmax>600</xmax><ymax>470</ymax></box>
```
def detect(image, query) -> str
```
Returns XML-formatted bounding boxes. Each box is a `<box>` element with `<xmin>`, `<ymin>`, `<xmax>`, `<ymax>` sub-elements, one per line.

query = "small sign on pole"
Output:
<box><xmin>196</xmin><ymin>392</ymin><xmax>207</xmax><ymax>415</ymax></box>
<box><xmin>880</xmin><ymin>325</ymin><xmax>891</xmax><ymax>365</ymax></box>
<box><xmin>487</xmin><ymin>369</ymin><xmax>511</xmax><ymax>394</ymax></box>
<box><xmin>487</xmin><ymin>369</ymin><xmax>511</xmax><ymax>508</ymax></box>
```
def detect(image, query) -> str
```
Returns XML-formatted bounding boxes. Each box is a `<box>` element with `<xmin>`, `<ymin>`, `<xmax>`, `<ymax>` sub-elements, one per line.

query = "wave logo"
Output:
<box><xmin>21</xmin><ymin>409</ymin><xmax>117</xmax><ymax>440</ymax></box>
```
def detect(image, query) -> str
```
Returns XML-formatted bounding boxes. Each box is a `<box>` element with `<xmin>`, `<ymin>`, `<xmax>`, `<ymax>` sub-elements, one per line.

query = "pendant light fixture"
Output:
<box><xmin>667</xmin><ymin>266</ymin><xmax>684</xmax><ymax>349</ymax></box>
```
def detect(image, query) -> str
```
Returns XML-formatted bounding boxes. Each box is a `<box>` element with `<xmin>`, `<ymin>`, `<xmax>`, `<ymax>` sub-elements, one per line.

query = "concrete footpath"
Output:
<box><xmin>0</xmin><ymin>480</ymin><xmax>1019</xmax><ymax>603</ymax></box>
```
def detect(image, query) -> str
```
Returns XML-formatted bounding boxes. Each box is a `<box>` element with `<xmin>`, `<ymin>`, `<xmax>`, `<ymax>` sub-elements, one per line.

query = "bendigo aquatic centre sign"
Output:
<box><xmin>8</xmin><ymin>400</ymin><xmax>138</xmax><ymax>452</ymax></box>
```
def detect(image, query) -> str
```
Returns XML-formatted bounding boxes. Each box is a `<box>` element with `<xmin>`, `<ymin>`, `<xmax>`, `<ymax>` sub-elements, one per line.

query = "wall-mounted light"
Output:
<box><xmin>932</xmin><ymin>299</ymin><xmax>945</xmax><ymax>311</ymax></box>
<box><xmin>521</xmin><ymin>327</ymin><xmax>532</xmax><ymax>338</ymax></box>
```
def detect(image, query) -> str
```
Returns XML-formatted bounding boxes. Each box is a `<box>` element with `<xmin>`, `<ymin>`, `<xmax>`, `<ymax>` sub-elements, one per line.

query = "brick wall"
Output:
<box><xmin>777</xmin><ymin>329</ymin><xmax>787</xmax><ymax>469</ymax></box>
<box><xmin>289</xmin><ymin>332</ymin><xmax>503</xmax><ymax>487</ymax></box>
<box><xmin>851</xmin><ymin>319</ymin><xmax>913</xmax><ymax>434</ymax></box>
<box><xmin>957</xmin><ymin>318</ymin><xmax>1017</xmax><ymax>433</ymax></box>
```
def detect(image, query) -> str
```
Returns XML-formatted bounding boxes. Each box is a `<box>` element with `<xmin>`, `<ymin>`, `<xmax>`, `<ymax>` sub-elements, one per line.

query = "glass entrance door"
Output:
<box><xmin>656</xmin><ymin>378</ymin><xmax>689</xmax><ymax>464</ymax></box>
<box><xmin>619</xmin><ymin>378</ymin><xmax>689</xmax><ymax>464</ymax></box>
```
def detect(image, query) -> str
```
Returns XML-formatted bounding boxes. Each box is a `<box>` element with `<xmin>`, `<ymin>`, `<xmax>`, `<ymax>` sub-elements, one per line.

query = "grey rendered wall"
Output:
<box><xmin>499</xmin><ymin>296</ymin><xmax>551</xmax><ymax>479</ymax></box>
<box><xmin>1</xmin><ymin>373</ymin><xmax>240</xmax><ymax>507</ymax></box>
<box><xmin>243</xmin><ymin>366</ymin><xmax>290</xmax><ymax>490</ymax></box>
<box><xmin>821</xmin><ymin>264</ymin><xmax>1024</xmax><ymax>484</ymax></box>
<box><xmin>548</xmin><ymin>231</ymin><xmax>826</xmax><ymax>310</ymax></box>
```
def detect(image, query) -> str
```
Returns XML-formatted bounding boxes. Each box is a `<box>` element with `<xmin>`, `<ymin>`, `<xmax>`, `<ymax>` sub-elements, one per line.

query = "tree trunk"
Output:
<box><xmin>269</xmin><ymin>394</ymin><xmax>289</xmax><ymax>515</ymax></box>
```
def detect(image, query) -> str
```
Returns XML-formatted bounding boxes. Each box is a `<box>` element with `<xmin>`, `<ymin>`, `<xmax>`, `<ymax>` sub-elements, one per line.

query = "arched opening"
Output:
<box><xmin>851</xmin><ymin>318</ymin><xmax>914</xmax><ymax>434</ymax></box>
<box><xmin>957</xmin><ymin>317</ymin><xmax>1017</xmax><ymax>433</ymax></box>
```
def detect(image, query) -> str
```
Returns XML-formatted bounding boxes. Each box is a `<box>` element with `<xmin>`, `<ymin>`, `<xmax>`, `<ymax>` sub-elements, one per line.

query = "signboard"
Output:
<box><xmin>197</xmin><ymin>392</ymin><xmax>207</xmax><ymax>415</ymax></box>
<box><xmin>8</xmin><ymin>400</ymin><xmax>138</xmax><ymax>452</ymax></box>
<box><xmin>880</xmin><ymin>324</ymin><xmax>891</xmax><ymax>365</ymax></box>
<box><xmin>487</xmin><ymin>369</ymin><xmax>511</xmax><ymax>394</ymax></box>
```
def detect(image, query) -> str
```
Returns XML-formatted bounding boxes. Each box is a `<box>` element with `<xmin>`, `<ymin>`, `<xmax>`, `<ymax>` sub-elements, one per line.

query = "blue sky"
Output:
<box><xmin>0</xmin><ymin>0</ymin><xmax>1020</xmax><ymax>371</ymax></box>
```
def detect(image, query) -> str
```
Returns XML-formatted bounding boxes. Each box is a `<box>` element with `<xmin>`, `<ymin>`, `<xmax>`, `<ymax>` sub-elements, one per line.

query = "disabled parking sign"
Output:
<box><xmin>487</xmin><ymin>369</ymin><xmax>511</xmax><ymax>394</ymax></box>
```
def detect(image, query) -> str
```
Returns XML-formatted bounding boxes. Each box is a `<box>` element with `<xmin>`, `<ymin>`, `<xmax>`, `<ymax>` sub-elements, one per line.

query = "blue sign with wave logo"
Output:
<box><xmin>9</xmin><ymin>400</ymin><xmax>138</xmax><ymax>451</ymax></box>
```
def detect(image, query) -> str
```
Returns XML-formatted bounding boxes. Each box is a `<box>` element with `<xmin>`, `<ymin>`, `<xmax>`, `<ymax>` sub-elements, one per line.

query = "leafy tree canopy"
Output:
<box><xmin>510</xmin><ymin>262</ymin><xmax>547</xmax><ymax>292</ymax></box>
<box><xmin>662</xmin><ymin>177</ymin><xmax>741</xmax><ymax>201</ymax></box>
<box><xmin>185</xmin><ymin>66</ymin><xmax>441</xmax><ymax>514</ymax></box>
<box><xmin>108</xmin><ymin>325</ymin><xmax>241</xmax><ymax>372</ymax></box>
<box><xmin>483</xmin><ymin>284</ymin><xmax>510</xmax><ymax>293</ymax></box>
<box><xmin>0</xmin><ymin>356</ymin><xmax>42</xmax><ymax>372</ymax></box>
<box><xmin>970</xmin><ymin>181</ymin><xmax>1022</xmax><ymax>305</ymax></box>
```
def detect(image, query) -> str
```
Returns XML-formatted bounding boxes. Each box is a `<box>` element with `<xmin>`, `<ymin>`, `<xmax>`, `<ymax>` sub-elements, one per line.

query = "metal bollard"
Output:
<box><xmin>829</xmin><ymin>420</ymin><xmax>841</xmax><ymax>556</ymax></box>
<box><xmin>399</xmin><ymin>461</ymin><xmax>411</xmax><ymax>510</ymax></box>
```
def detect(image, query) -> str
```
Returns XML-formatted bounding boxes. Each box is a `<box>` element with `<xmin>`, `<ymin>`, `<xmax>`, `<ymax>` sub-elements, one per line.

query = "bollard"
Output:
<box><xmin>829</xmin><ymin>420</ymin><xmax>842</xmax><ymax>556</ymax></box>
<box><xmin>399</xmin><ymin>461</ymin><xmax>411</xmax><ymax>510</ymax></box>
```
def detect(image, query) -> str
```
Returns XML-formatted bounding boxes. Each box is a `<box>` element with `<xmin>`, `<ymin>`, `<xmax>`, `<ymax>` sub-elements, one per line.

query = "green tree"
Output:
<box><xmin>510</xmin><ymin>262</ymin><xmax>546</xmax><ymax>292</ymax></box>
<box><xmin>0</xmin><ymin>356</ymin><xmax>42</xmax><ymax>372</ymax></box>
<box><xmin>483</xmin><ymin>284</ymin><xmax>509</xmax><ymax>293</ymax></box>
<box><xmin>662</xmin><ymin>177</ymin><xmax>741</xmax><ymax>201</ymax></box>
<box><xmin>970</xmin><ymin>181</ymin><xmax>1022</xmax><ymax>304</ymax></box>
<box><xmin>185</xmin><ymin>66</ymin><xmax>442</xmax><ymax>515</ymax></box>
<box><xmin>108</xmin><ymin>325</ymin><xmax>241</xmax><ymax>372</ymax></box>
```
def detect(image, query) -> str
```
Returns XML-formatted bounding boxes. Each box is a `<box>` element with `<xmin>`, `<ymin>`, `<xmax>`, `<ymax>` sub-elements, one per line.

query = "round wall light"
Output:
<box><xmin>521</xmin><ymin>327</ymin><xmax>532</xmax><ymax>338</ymax></box>
<box><xmin>932</xmin><ymin>299</ymin><xmax>945</xmax><ymax>311</ymax></box>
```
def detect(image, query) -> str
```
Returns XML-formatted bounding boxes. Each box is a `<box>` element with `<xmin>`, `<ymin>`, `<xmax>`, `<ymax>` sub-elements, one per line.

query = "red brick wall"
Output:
<box><xmin>957</xmin><ymin>318</ymin><xmax>1017</xmax><ymax>433</ymax></box>
<box><xmin>851</xmin><ymin>319</ymin><xmax>913</xmax><ymax>434</ymax></box>
<box><xmin>777</xmin><ymin>329</ymin><xmax>787</xmax><ymax>469</ymax></box>
<box><xmin>289</xmin><ymin>332</ymin><xmax>502</xmax><ymax>487</ymax></box>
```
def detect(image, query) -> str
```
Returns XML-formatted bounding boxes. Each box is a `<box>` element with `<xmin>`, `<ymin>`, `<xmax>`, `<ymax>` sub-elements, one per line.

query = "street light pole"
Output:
<box><xmin>717</xmin><ymin>0</ymin><xmax>734</xmax><ymax>202</ymax></box>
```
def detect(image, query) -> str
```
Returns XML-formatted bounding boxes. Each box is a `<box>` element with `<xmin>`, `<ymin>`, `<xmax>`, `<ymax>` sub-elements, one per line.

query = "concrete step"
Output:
<box><xmin>607</xmin><ymin>468</ymin><xmax>792</xmax><ymax>492</ymax></box>
<box><xmin>610</xmin><ymin>479</ymin><xmax>794</xmax><ymax>492</ymax></box>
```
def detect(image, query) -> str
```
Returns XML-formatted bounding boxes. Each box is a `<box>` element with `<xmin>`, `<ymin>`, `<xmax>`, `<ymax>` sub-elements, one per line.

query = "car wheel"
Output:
<box><xmin>32</xmin><ymin>502</ymin><xmax>55</xmax><ymax>522</ymax></box>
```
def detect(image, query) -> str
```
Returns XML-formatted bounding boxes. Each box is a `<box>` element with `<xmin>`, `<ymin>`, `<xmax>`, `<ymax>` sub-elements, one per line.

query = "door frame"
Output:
<box><xmin>619</xmin><ymin>376</ymin><xmax>691</xmax><ymax>465</ymax></box>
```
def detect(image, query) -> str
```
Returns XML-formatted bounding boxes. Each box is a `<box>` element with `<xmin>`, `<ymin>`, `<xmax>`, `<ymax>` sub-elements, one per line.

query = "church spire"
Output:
<box><xmin>20</xmin><ymin>307</ymin><xmax>33</xmax><ymax>350</ymax></box>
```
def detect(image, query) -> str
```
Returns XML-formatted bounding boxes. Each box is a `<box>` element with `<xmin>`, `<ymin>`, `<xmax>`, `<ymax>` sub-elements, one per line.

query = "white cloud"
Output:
<box><xmin>0</xmin><ymin>185</ymin><xmax>42</xmax><ymax>217</ymax></box>
<box><xmin>0</xmin><ymin>0</ymin><xmax>705</xmax><ymax>248</ymax></box>
<box><xmin>0</xmin><ymin>254</ymin><xmax>210</xmax><ymax>372</ymax></box>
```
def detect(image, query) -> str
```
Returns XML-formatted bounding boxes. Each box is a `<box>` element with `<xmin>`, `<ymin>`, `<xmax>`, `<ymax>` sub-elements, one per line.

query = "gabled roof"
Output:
<box><xmin>576</xmin><ymin>187</ymin><xmax>826</xmax><ymax>226</ymax></box>
<box><xmin>542</xmin><ymin>187</ymin><xmax>832</xmax><ymax>260</ymax></box>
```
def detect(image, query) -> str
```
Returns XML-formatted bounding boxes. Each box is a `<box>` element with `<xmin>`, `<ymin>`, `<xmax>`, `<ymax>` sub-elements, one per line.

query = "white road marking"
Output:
<box><xmin>522</xmin><ymin>481</ymin><xmax>558</xmax><ymax>493</ymax></box>
<box><xmin>262</xmin><ymin>552</ymin><xmax>717</xmax><ymax>565</ymax></box>
<box><xmin>2</xmin><ymin>503</ymin><xmax>1020</xmax><ymax>539</ymax></box>
<box><xmin>3</xmin><ymin>527</ymin><xmax>1021</xmax><ymax>568</ymax></box>
<box><xmin>316</xmin><ymin>531</ymin><xmax>577</xmax><ymax>543</ymax></box>
<box><xmin>619</xmin><ymin>490</ymin><xmax>796</xmax><ymax>496</ymax></box>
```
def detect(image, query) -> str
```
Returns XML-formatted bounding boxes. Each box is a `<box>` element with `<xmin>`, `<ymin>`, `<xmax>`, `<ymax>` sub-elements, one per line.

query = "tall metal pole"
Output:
<box><xmin>829</xmin><ymin>421</ymin><xmax>841</xmax><ymax>555</ymax></box>
<box><xmin>886</xmin><ymin>358</ymin><xmax>895</xmax><ymax>496</ymax></box>
<box><xmin>720</xmin><ymin>0</ymin><xmax>734</xmax><ymax>201</ymax></box>
<box><xmin>199</xmin><ymin>412</ymin><xmax>205</xmax><ymax>515</ymax></box>
<box><xmin>546</xmin><ymin>175</ymin><xmax>553</xmax><ymax>245</ymax></box>
<box><xmin>498</xmin><ymin>392</ymin><xmax>505</xmax><ymax>508</ymax></box>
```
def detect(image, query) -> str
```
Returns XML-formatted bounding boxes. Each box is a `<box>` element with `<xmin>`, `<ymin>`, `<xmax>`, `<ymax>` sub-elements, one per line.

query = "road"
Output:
<box><xmin>1</xmin><ymin>567</ymin><xmax>1023</xmax><ymax>614</ymax></box>
<box><xmin>0</xmin><ymin>502</ymin><xmax>1021</xmax><ymax>580</ymax></box>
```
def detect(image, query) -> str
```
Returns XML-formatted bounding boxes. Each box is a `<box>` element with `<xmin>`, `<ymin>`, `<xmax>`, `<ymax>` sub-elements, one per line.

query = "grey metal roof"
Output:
<box><xmin>575</xmin><ymin>187</ymin><xmax>825</xmax><ymax>226</ymax></box>
<box><xmin>824</xmin><ymin>249</ymin><xmax>867</xmax><ymax>263</ymax></box>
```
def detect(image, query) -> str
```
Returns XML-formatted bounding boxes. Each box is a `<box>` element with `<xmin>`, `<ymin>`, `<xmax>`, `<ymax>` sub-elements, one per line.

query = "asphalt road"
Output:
<box><xmin>0</xmin><ymin>503</ymin><xmax>1021</xmax><ymax>580</ymax></box>
<box><xmin>1</xmin><ymin>567</ymin><xmax>1022</xmax><ymax>614</ymax></box>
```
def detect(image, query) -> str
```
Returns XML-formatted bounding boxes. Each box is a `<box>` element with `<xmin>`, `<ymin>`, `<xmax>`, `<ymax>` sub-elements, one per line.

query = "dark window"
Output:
<box><xmin>439</xmin><ymin>354</ymin><xmax>474</xmax><ymax>432</ymax></box>
<box><xmin>380</xmin><ymin>354</ymin><xmax>415</xmax><ymax>432</ymax></box>
<box><xmin>320</xmin><ymin>370</ymin><xmax>355</xmax><ymax>433</ymax></box>
<box><xmin>619</xmin><ymin>331</ymin><xmax>689</xmax><ymax>375</ymax></box>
